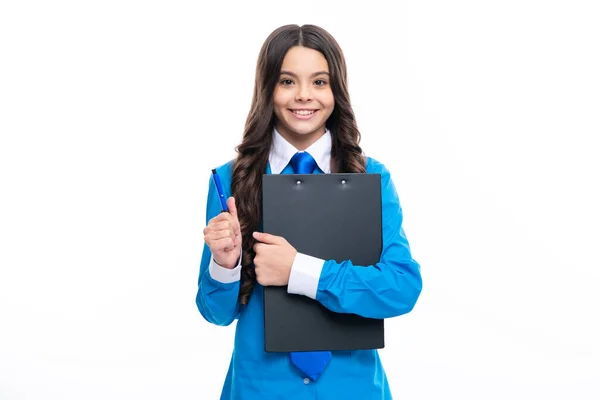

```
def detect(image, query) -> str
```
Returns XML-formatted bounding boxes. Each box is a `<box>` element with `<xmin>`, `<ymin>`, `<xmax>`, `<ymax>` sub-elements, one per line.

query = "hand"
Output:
<box><xmin>252</xmin><ymin>232</ymin><xmax>297</xmax><ymax>286</ymax></box>
<box><xmin>203</xmin><ymin>197</ymin><xmax>242</xmax><ymax>269</ymax></box>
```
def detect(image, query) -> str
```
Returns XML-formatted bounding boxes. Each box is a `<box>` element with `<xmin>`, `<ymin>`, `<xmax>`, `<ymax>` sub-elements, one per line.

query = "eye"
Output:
<box><xmin>279</xmin><ymin>79</ymin><xmax>294</xmax><ymax>86</ymax></box>
<box><xmin>314</xmin><ymin>79</ymin><xmax>327</xmax><ymax>86</ymax></box>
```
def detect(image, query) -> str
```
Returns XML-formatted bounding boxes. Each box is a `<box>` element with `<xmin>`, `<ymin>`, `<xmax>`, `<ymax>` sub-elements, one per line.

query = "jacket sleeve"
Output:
<box><xmin>315</xmin><ymin>162</ymin><xmax>422</xmax><ymax>319</ymax></box>
<box><xmin>195</xmin><ymin>172</ymin><xmax>241</xmax><ymax>326</ymax></box>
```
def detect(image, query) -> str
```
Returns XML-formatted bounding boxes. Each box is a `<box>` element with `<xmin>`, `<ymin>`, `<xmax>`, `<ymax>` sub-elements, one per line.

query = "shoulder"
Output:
<box><xmin>365</xmin><ymin>156</ymin><xmax>390</xmax><ymax>176</ymax></box>
<box><xmin>205</xmin><ymin>159</ymin><xmax>236</xmax><ymax>195</ymax></box>
<box><xmin>365</xmin><ymin>156</ymin><xmax>398</xmax><ymax>194</ymax></box>
<box><xmin>364</xmin><ymin>156</ymin><xmax>402</xmax><ymax>205</ymax></box>
<box><xmin>214</xmin><ymin>159</ymin><xmax>235</xmax><ymax>176</ymax></box>
<box><xmin>213</xmin><ymin>159</ymin><xmax>236</xmax><ymax>184</ymax></box>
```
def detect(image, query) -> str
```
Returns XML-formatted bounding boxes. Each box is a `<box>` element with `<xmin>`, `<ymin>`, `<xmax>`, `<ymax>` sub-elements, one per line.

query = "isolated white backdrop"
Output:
<box><xmin>1</xmin><ymin>1</ymin><xmax>599</xmax><ymax>399</ymax></box>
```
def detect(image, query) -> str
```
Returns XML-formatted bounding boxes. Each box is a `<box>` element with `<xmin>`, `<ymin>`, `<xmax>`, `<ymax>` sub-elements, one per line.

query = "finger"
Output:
<box><xmin>211</xmin><ymin>237</ymin><xmax>236</xmax><ymax>252</ymax></box>
<box><xmin>233</xmin><ymin>235</ymin><xmax>242</xmax><ymax>248</ymax></box>
<box><xmin>207</xmin><ymin>213</ymin><xmax>230</xmax><ymax>227</ymax></box>
<box><xmin>208</xmin><ymin>217</ymin><xmax>240</xmax><ymax>239</ymax></box>
<box><xmin>252</xmin><ymin>231</ymin><xmax>284</xmax><ymax>245</ymax></box>
<box><xmin>252</xmin><ymin>242</ymin><xmax>264</xmax><ymax>254</ymax></box>
<box><xmin>227</xmin><ymin>197</ymin><xmax>241</xmax><ymax>236</ymax></box>
<box><xmin>256</xmin><ymin>275</ymin><xmax>266</xmax><ymax>286</ymax></box>
<box><xmin>206</xmin><ymin>229</ymin><xmax>236</xmax><ymax>242</ymax></box>
<box><xmin>255</xmin><ymin>271</ymin><xmax>270</xmax><ymax>287</ymax></box>
<box><xmin>205</xmin><ymin>223</ymin><xmax>235</xmax><ymax>239</ymax></box>
<box><xmin>254</xmin><ymin>267</ymin><xmax>263</xmax><ymax>284</ymax></box>
<box><xmin>207</xmin><ymin>220</ymin><xmax>231</xmax><ymax>232</ymax></box>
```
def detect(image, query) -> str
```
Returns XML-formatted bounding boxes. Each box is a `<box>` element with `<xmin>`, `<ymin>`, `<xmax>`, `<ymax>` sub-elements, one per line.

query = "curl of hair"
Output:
<box><xmin>232</xmin><ymin>24</ymin><xmax>366</xmax><ymax>305</ymax></box>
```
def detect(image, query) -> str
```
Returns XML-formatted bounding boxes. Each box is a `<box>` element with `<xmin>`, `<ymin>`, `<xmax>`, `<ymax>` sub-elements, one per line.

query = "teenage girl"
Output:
<box><xmin>197</xmin><ymin>24</ymin><xmax>422</xmax><ymax>400</ymax></box>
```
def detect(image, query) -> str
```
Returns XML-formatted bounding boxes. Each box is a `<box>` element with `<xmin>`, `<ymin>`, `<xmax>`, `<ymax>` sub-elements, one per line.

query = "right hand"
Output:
<box><xmin>203</xmin><ymin>197</ymin><xmax>242</xmax><ymax>269</ymax></box>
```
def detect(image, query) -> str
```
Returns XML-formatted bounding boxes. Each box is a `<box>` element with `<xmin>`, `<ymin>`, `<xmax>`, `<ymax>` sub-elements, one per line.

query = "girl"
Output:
<box><xmin>197</xmin><ymin>24</ymin><xmax>422</xmax><ymax>399</ymax></box>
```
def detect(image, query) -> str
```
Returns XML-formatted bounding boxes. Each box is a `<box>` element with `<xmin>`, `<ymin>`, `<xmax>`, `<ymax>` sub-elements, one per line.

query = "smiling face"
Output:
<box><xmin>272</xmin><ymin>46</ymin><xmax>335</xmax><ymax>150</ymax></box>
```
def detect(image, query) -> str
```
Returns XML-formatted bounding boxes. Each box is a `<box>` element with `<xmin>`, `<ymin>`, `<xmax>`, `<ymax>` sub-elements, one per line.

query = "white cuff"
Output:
<box><xmin>209</xmin><ymin>251</ymin><xmax>242</xmax><ymax>283</ymax></box>
<box><xmin>287</xmin><ymin>253</ymin><xmax>324</xmax><ymax>299</ymax></box>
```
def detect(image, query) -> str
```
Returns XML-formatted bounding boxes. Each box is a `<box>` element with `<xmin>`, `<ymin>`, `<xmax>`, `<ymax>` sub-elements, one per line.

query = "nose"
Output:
<box><xmin>295</xmin><ymin>83</ymin><xmax>313</xmax><ymax>102</ymax></box>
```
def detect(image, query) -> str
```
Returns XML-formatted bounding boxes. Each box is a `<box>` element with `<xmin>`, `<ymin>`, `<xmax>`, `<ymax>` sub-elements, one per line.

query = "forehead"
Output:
<box><xmin>280</xmin><ymin>46</ymin><xmax>329</xmax><ymax>74</ymax></box>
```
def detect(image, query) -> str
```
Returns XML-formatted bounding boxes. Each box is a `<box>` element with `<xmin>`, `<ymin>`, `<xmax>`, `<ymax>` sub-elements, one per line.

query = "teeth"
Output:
<box><xmin>293</xmin><ymin>110</ymin><xmax>315</xmax><ymax>115</ymax></box>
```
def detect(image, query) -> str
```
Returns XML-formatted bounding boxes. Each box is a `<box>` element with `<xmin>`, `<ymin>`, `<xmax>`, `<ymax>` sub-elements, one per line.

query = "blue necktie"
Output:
<box><xmin>290</xmin><ymin>151</ymin><xmax>318</xmax><ymax>175</ymax></box>
<box><xmin>287</xmin><ymin>151</ymin><xmax>332</xmax><ymax>381</ymax></box>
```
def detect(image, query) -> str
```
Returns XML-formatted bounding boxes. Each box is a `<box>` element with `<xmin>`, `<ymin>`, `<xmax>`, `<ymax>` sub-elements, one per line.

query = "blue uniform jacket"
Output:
<box><xmin>196</xmin><ymin>157</ymin><xmax>422</xmax><ymax>399</ymax></box>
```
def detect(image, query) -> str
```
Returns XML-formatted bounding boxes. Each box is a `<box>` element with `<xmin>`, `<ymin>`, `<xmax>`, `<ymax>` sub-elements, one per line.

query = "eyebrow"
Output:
<box><xmin>279</xmin><ymin>71</ymin><xmax>330</xmax><ymax>78</ymax></box>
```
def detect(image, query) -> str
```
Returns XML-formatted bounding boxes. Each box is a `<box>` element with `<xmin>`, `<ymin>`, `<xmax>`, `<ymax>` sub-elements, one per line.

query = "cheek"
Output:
<box><xmin>272</xmin><ymin>90</ymin><xmax>286</xmax><ymax>120</ymax></box>
<box><xmin>320</xmin><ymin>91</ymin><xmax>335</xmax><ymax>111</ymax></box>
<box><xmin>273</xmin><ymin>106</ymin><xmax>284</xmax><ymax>122</ymax></box>
<box><xmin>273</xmin><ymin>88</ymin><xmax>290</xmax><ymax>109</ymax></box>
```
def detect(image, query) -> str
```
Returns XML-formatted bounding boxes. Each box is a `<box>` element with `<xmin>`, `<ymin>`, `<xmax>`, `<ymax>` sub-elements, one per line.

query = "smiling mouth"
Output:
<box><xmin>290</xmin><ymin>109</ymin><xmax>317</xmax><ymax>116</ymax></box>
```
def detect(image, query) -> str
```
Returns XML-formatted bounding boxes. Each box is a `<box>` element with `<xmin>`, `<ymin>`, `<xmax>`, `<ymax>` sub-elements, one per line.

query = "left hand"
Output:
<box><xmin>252</xmin><ymin>232</ymin><xmax>297</xmax><ymax>286</ymax></box>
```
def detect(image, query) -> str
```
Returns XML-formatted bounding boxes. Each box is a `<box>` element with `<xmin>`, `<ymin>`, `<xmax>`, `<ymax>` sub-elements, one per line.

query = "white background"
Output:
<box><xmin>1</xmin><ymin>1</ymin><xmax>599</xmax><ymax>399</ymax></box>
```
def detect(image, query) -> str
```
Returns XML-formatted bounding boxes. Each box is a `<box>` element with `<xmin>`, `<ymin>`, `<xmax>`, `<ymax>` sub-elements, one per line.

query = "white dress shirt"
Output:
<box><xmin>208</xmin><ymin>128</ymin><xmax>330</xmax><ymax>299</ymax></box>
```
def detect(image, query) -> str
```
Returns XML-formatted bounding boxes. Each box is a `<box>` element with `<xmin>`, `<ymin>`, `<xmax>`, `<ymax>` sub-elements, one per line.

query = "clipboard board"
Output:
<box><xmin>261</xmin><ymin>173</ymin><xmax>384</xmax><ymax>352</ymax></box>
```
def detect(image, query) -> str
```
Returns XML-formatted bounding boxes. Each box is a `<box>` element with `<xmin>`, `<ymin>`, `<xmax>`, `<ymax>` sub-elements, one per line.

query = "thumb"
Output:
<box><xmin>227</xmin><ymin>197</ymin><xmax>241</xmax><ymax>237</ymax></box>
<box><xmin>252</xmin><ymin>231</ymin><xmax>283</xmax><ymax>245</ymax></box>
<box><xmin>227</xmin><ymin>197</ymin><xmax>238</xmax><ymax>220</ymax></box>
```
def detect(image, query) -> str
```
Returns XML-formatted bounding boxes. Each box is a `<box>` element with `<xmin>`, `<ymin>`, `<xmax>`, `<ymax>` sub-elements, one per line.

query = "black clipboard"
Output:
<box><xmin>261</xmin><ymin>173</ymin><xmax>384</xmax><ymax>352</ymax></box>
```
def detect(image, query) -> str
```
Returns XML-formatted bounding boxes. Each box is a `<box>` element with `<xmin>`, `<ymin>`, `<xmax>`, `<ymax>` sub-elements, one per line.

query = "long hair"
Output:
<box><xmin>232</xmin><ymin>24</ymin><xmax>366</xmax><ymax>305</ymax></box>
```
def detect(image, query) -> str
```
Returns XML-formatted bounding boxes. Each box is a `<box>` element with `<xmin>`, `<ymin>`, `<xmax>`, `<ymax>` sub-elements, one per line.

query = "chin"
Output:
<box><xmin>286</xmin><ymin>123</ymin><xmax>324</xmax><ymax>136</ymax></box>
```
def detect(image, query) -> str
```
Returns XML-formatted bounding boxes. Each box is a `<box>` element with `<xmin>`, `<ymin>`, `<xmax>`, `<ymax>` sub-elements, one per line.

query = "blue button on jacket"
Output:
<box><xmin>196</xmin><ymin>157</ymin><xmax>422</xmax><ymax>399</ymax></box>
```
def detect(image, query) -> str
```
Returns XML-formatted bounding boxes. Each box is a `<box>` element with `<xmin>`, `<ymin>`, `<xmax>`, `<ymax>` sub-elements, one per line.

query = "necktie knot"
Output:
<box><xmin>290</xmin><ymin>151</ymin><xmax>317</xmax><ymax>174</ymax></box>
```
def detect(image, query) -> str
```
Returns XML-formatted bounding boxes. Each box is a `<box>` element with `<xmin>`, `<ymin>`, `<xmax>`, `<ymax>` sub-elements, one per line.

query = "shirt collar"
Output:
<box><xmin>269</xmin><ymin>128</ymin><xmax>332</xmax><ymax>174</ymax></box>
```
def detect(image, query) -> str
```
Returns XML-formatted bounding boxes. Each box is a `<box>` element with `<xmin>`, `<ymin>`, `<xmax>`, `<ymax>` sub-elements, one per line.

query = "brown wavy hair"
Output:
<box><xmin>232</xmin><ymin>24</ymin><xmax>367</xmax><ymax>305</ymax></box>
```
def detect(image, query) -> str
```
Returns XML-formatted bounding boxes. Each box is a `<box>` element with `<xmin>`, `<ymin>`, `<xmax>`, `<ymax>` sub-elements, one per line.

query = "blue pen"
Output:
<box><xmin>211</xmin><ymin>169</ymin><xmax>229</xmax><ymax>212</ymax></box>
